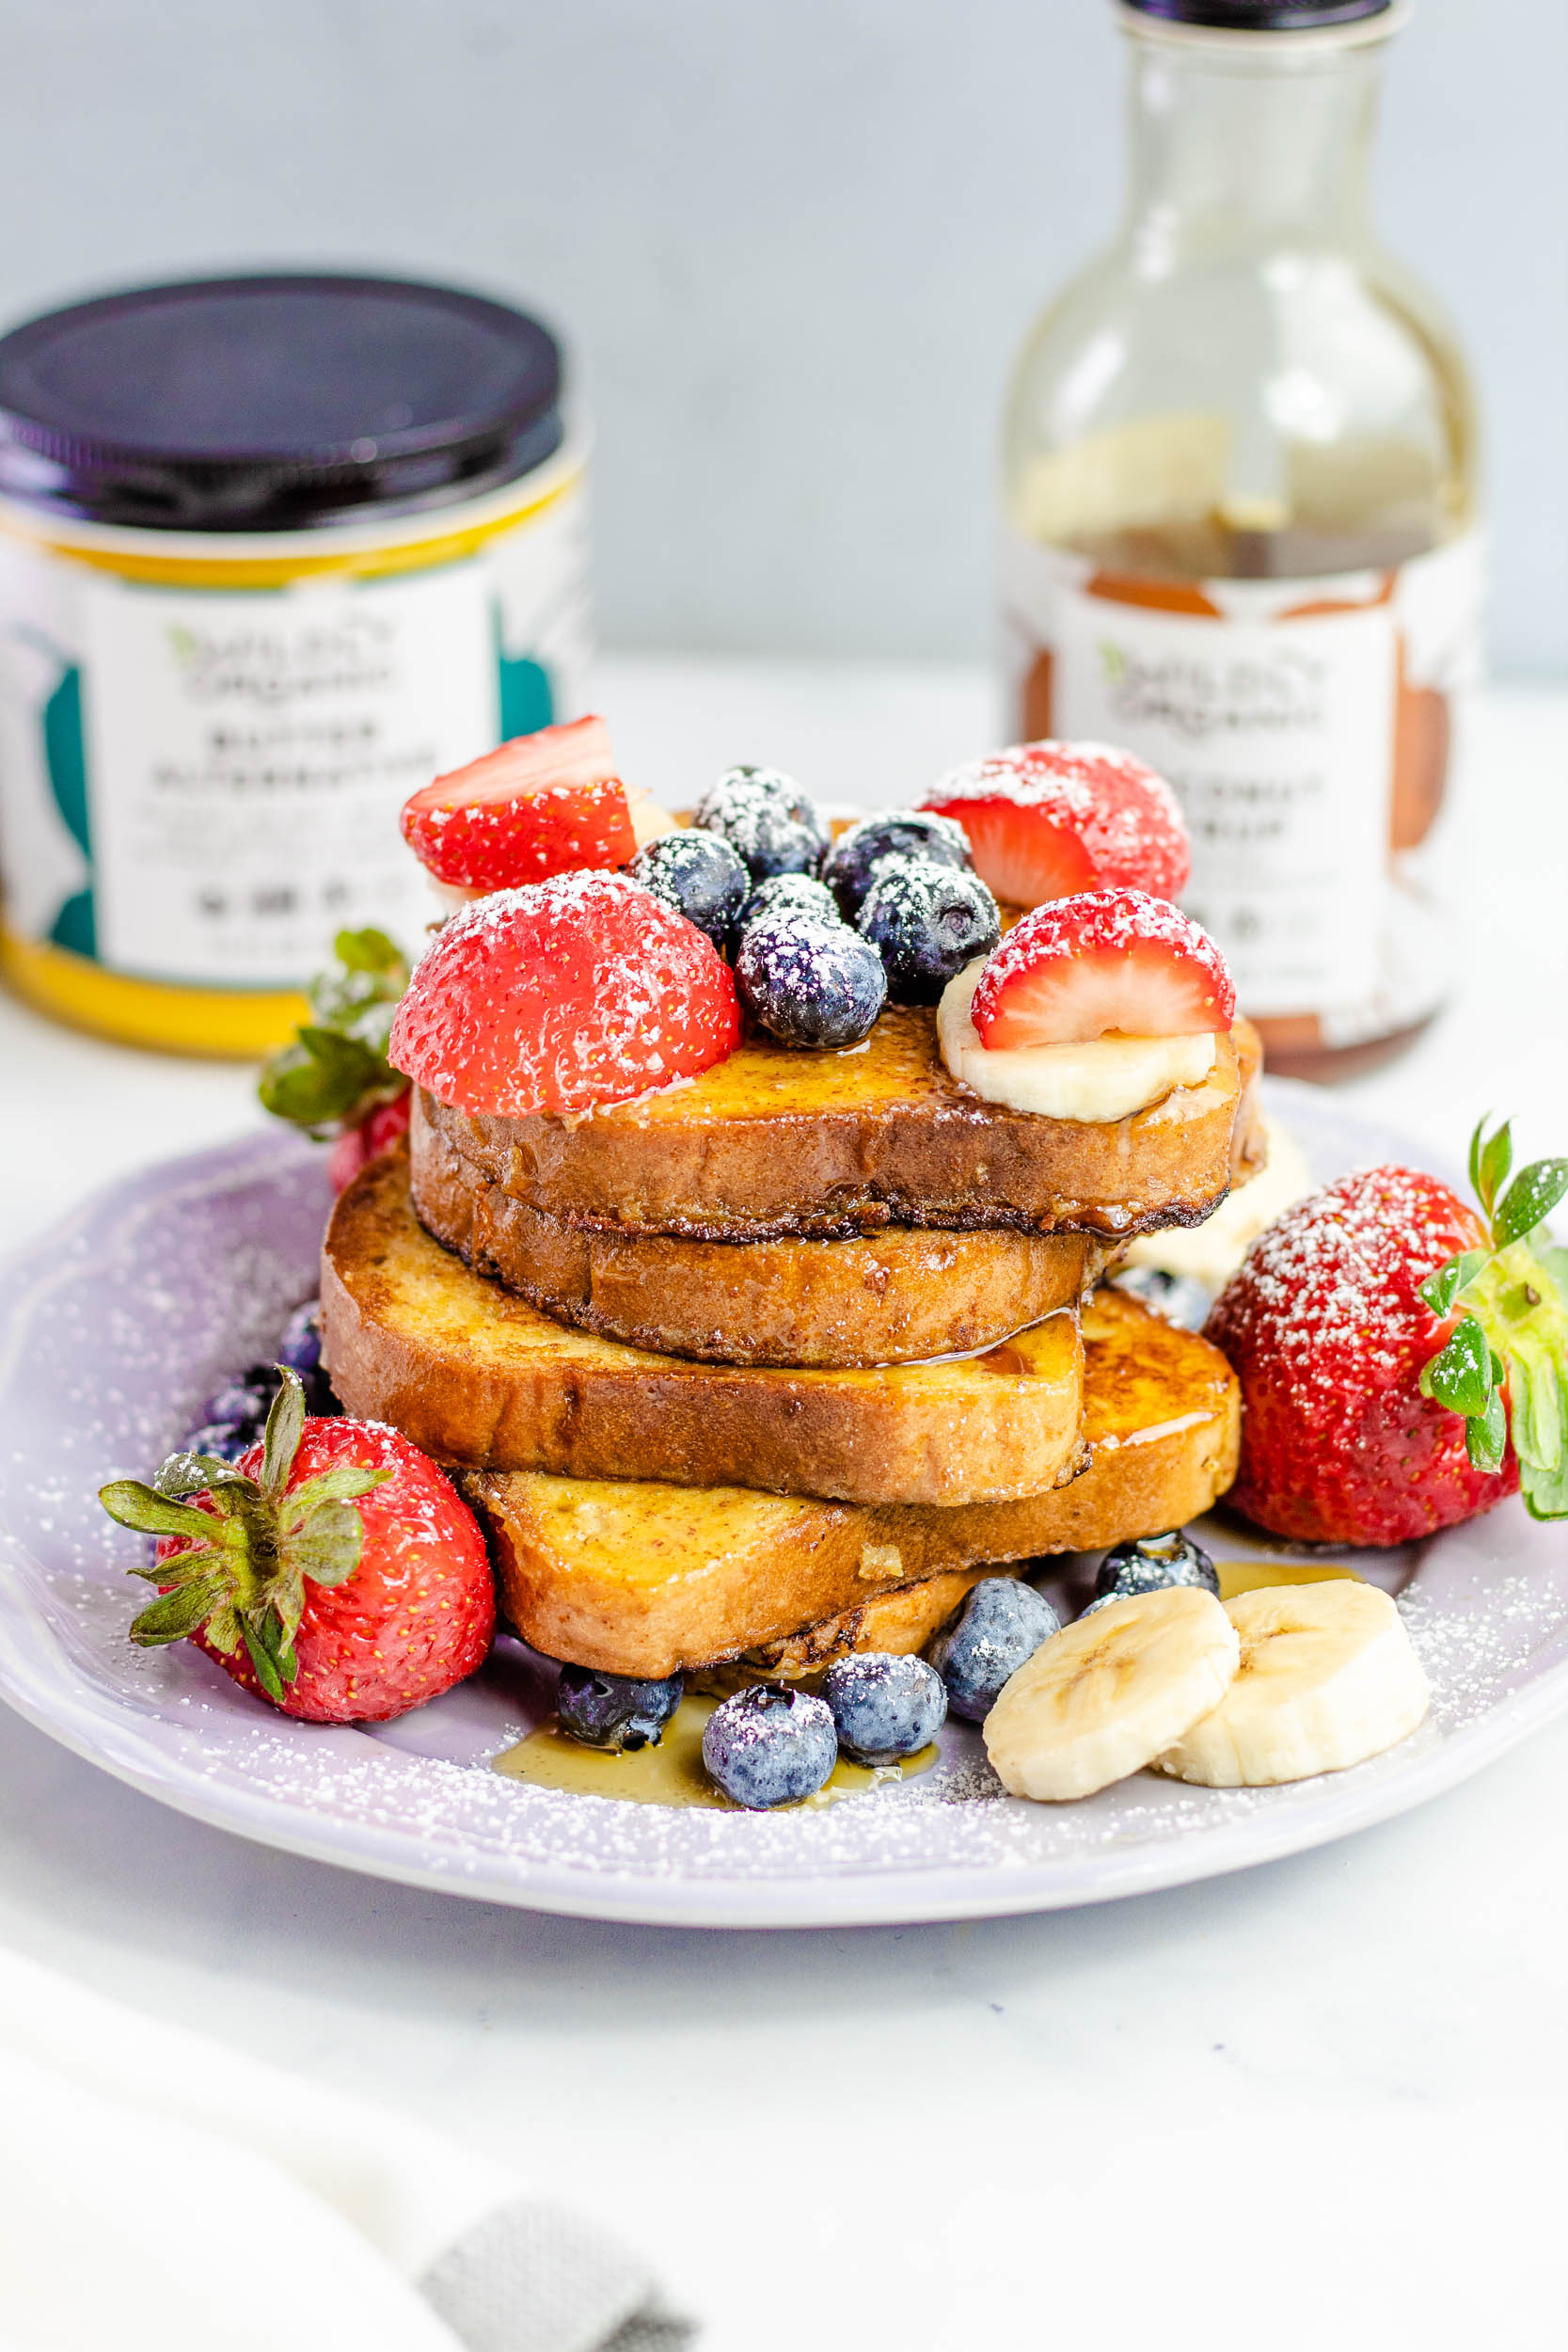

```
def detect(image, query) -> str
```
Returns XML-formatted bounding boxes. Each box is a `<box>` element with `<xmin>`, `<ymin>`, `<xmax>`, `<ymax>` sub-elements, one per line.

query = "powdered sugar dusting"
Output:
<box><xmin>388</xmin><ymin>872</ymin><xmax>741</xmax><ymax>1118</ymax></box>
<box><xmin>1206</xmin><ymin>1167</ymin><xmax>1508</xmax><ymax>1545</ymax></box>
<box><xmin>971</xmin><ymin>887</ymin><xmax>1234</xmax><ymax>1040</ymax></box>
<box><xmin>5</xmin><ymin>1104</ymin><xmax>1568</xmax><ymax>1923</ymax></box>
<box><xmin>1212</xmin><ymin>1166</ymin><xmax>1477</xmax><ymax>1385</ymax></box>
<box><xmin>858</xmin><ymin>853</ymin><xmax>998</xmax><ymax>931</ymax></box>
<box><xmin>923</xmin><ymin>740</ymin><xmax>1190</xmax><ymax>899</ymax></box>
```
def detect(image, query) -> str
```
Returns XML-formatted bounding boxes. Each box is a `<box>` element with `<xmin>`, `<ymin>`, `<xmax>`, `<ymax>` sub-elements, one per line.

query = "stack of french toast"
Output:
<box><xmin>318</xmin><ymin>739</ymin><xmax>1266</xmax><ymax>1691</ymax></box>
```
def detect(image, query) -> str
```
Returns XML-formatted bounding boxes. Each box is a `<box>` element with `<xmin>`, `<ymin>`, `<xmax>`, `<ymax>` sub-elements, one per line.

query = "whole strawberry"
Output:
<box><xmin>325</xmin><ymin>1090</ymin><xmax>412</xmax><ymax>1195</ymax></box>
<box><xmin>258</xmin><ymin>925</ymin><xmax>412</xmax><ymax>1184</ymax></box>
<box><xmin>101</xmin><ymin>1371</ymin><xmax>494</xmax><ymax>1722</ymax></box>
<box><xmin>1208</xmin><ymin>1120</ymin><xmax>1568</xmax><ymax>1545</ymax></box>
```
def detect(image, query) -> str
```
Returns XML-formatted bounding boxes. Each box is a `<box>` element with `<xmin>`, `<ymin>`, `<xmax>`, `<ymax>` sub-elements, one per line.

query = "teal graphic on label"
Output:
<box><xmin>494</xmin><ymin>602</ymin><xmax>553</xmax><ymax>739</ymax></box>
<box><xmin>12</xmin><ymin>626</ymin><xmax>97</xmax><ymax>958</ymax></box>
<box><xmin>42</xmin><ymin>662</ymin><xmax>95</xmax><ymax>957</ymax></box>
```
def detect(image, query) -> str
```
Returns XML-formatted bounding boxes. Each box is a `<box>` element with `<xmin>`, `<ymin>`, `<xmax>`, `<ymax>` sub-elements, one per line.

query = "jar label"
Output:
<box><xmin>0</xmin><ymin>470</ymin><xmax>590</xmax><ymax>991</ymax></box>
<box><xmin>998</xmin><ymin>529</ymin><xmax>1483</xmax><ymax>1039</ymax></box>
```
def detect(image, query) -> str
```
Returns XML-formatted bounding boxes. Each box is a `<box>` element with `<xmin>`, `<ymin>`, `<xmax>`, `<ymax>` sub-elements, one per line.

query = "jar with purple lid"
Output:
<box><xmin>0</xmin><ymin>272</ymin><xmax>590</xmax><ymax>1054</ymax></box>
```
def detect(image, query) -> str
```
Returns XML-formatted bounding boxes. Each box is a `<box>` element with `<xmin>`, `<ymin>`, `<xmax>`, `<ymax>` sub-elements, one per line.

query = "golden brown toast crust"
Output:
<box><xmin>688</xmin><ymin>1565</ymin><xmax>1014</xmax><ymax>1692</ymax></box>
<box><xmin>322</xmin><ymin>1150</ymin><xmax>1087</xmax><ymax>1505</ymax></box>
<box><xmin>413</xmin><ymin>1015</ymin><xmax>1265</xmax><ymax>1244</ymax></box>
<box><xmin>411</xmin><ymin>1109</ymin><xmax>1110</xmax><ymax>1366</ymax></box>
<box><xmin>467</xmin><ymin>1289</ymin><xmax>1241</xmax><ymax>1676</ymax></box>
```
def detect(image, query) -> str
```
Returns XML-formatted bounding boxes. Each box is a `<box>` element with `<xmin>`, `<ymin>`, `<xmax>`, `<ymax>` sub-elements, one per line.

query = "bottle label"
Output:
<box><xmin>0</xmin><ymin>467</ymin><xmax>591</xmax><ymax>991</ymax></box>
<box><xmin>998</xmin><ymin>528</ymin><xmax>1483</xmax><ymax>1039</ymax></box>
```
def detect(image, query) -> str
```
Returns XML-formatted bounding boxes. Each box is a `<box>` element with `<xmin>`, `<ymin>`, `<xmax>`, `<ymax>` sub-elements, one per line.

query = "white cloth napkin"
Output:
<box><xmin>0</xmin><ymin>1947</ymin><xmax>691</xmax><ymax>2352</ymax></box>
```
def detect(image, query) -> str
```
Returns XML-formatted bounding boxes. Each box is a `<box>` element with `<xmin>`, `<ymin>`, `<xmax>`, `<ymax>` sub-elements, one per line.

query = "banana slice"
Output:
<box><xmin>984</xmin><ymin>1586</ymin><xmax>1240</xmax><ymax>1802</ymax></box>
<box><xmin>1153</xmin><ymin>1581</ymin><xmax>1429</xmax><ymax>1788</ymax></box>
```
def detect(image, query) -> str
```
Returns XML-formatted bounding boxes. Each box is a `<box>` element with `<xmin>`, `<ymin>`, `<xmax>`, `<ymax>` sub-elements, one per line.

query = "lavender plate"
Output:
<box><xmin>1</xmin><ymin>1086</ymin><xmax>1565</xmax><ymax>1929</ymax></box>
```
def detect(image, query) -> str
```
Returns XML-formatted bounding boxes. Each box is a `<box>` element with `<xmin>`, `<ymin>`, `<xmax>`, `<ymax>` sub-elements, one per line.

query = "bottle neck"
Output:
<box><xmin>1120</xmin><ymin>26</ymin><xmax>1388</xmax><ymax>262</ymax></box>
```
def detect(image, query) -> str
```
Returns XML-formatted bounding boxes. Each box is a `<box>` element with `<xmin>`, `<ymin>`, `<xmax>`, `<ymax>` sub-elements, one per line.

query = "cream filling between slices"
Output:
<box><xmin>936</xmin><ymin>961</ymin><xmax>1217</xmax><ymax>1121</ymax></box>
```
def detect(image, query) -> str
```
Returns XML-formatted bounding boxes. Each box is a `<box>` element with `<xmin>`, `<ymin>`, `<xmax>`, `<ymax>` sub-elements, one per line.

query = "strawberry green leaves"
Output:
<box><xmin>1419</xmin><ymin>1116</ymin><xmax>1568</xmax><ymax>1519</ymax></box>
<box><xmin>1494</xmin><ymin>1158</ymin><xmax>1568</xmax><ymax>1249</ymax></box>
<box><xmin>1469</xmin><ymin>1115</ymin><xmax>1514</xmax><ymax>1223</ymax></box>
<box><xmin>1418</xmin><ymin>1316</ymin><xmax>1507</xmax><ymax>1473</ymax></box>
<box><xmin>99</xmin><ymin>1368</ymin><xmax>389</xmax><ymax>1693</ymax></box>
<box><xmin>1420</xmin><ymin>1313</ymin><xmax>1495</xmax><ymax>1419</ymax></box>
<box><xmin>257</xmin><ymin>928</ymin><xmax>411</xmax><ymax>1137</ymax></box>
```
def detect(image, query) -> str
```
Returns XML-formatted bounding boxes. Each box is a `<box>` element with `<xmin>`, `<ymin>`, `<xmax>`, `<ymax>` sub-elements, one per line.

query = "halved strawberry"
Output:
<box><xmin>388</xmin><ymin>871</ymin><xmax>741</xmax><ymax>1118</ymax></box>
<box><xmin>400</xmin><ymin>715</ymin><xmax>637</xmax><ymax>892</ymax></box>
<box><xmin>920</xmin><ymin>741</ymin><xmax>1189</xmax><ymax>910</ymax></box>
<box><xmin>970</xmin><ymin>888</ymin><xmax>1234</xmax><ymax>1049</ymax></box>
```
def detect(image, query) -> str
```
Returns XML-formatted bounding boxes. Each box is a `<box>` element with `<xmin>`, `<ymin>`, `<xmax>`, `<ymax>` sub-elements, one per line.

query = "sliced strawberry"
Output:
<box><xmin>388</xmin><ymin>871</ymin><xmax>741</xmax><ymax>1118</ymax></box>
<box><xmin>970</xmin><ymin>887</ymin><xmax>1235</xmax><ymax>1049</ymax></box>
<box><xmin>400</xmin><ymin>714</ymin><xmax>637</xmax><ymax>891</ymax></box>
<box><xmin>921</xmin><ymin>741</ymin><xmax>1189</xmax><ymax>909</ymax></box>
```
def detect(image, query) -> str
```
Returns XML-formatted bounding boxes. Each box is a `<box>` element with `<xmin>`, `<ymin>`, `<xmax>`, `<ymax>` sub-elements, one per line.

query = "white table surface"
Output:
<box><xmin>4</xmin><ymin>660</ymin><xmax>1567</xmax><ymax>2348</ymax></box>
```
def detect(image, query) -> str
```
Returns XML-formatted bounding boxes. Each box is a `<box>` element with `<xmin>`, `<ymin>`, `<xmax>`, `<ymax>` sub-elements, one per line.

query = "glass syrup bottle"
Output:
<box><xmin>999</xmin><ymin>0</ymin><xmax>1480</xmax><ymax>1080</ymax></box>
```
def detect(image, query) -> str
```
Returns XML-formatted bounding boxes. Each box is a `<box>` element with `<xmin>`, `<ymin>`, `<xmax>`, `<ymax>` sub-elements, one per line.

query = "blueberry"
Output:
<box><xmin>629</xmin><ymin>830</ymin><xmax>749</xmax><ymax>947</ymax></box>
<box><xmin>1109</xmin><ymin>1263</ymin><xmax>1212</xmax><ymax>1333</ymax></box>
<box><xmin>206</xmin><ymin>1357</ymin><xmax>334</xmax><ymax>1438</ymax></box>
<box><xmin>824</xmin><ymin>809</ymin><xmax>974</xmax><ymax>919</ymax></box>
<box><xmin>693</xmin><ymin>765</ymin><xmax>830</xmax><ymax>882</ymax></box>
<box><xmin>857</xmin><ymin>856</ymin><xmax>1001</xmax><ymax>1007</ymax></box>
<box><xmin>738</xmin><ymin>871</ymin><xmax>839</xmax><ymax>933</ymax></box>
<box><xmin>701</xmin><ymin>1684</ymin><xmax>838</xmax><ymax>1808</ymax></box>
<box><xmin>557</xmin><ymin>1665</ymin><xmax>684</xmax><ymax>1752</ymax></box>
<box><xmin>203</xmin><ymin>1368</ymin><xmax>277</xmax><ymax>1438</ymax></box>
<box><xmin>278</xmin><ymin>1299</ymin><xmax>324</xmax><ymax>1376</ymax></box>
<box><xmin>1093</xmin><ymin>1529</ymin><xmax>1219</xmax><ymax>1605</ymax></box>
<box><xmin>821</xmin><ymin>1652</ymin><xmax>947</xmax><ymax>1765</ymax></box>
<box><xmin>927</xmin><ymin>1577</ymin><xmax>1061</xmax><ymax>1723</ymax></box>
<box><xmin>181</xmin><ymin>1419</ymin><xmax>253</xmax><ymax>1464</ymax></box>
<box><xmin>735</xmin><ymin>914</ymin><xmax>887</xmax><ymax>1049</ymax></box>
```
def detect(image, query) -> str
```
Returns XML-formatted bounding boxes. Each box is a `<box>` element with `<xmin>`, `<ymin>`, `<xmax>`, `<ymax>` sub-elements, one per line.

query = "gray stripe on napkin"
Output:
<box><xmin>419</xmin><ymin>2199</ymin><xmax>696</xmax><ymax>2352</ymax></box>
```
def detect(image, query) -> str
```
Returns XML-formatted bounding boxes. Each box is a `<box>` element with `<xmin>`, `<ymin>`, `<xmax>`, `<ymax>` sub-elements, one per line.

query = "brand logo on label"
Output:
<box><xmin>1096</xmin><ymin>636</ymin><xmax>1327</xmax><ymax>745</ymax></box>
<box><xmin>166</xmin><ymin>612</ymin><xmax>399</xmax><ymax>707</ymax></box>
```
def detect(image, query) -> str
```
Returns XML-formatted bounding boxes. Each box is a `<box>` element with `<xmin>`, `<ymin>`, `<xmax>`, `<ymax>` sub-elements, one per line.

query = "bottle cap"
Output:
<box><xmin>1123</xmin><ymin>0</ymin><xmax>1393</xmax><ymax>27</ymax></box>
<box><xmin>0</xmin><ymin>272</ymin><xmax>563</xmax><ymax>531</ymax></box>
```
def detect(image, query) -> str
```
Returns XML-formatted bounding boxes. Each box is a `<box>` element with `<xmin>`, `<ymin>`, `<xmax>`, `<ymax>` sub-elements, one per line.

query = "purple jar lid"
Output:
<box><xmin>1125</xmin><ymin>0</ymin><xmax>1391</xmax><ymax>24</ymax></box>
<box><xmin>0</xmin><ymin>272</ymin><xmax>564</xmax><ymax>532</ymax></box>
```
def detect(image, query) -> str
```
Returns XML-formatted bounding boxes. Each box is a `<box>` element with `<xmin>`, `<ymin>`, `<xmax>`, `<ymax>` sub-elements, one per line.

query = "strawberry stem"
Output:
<box><xmin>99</xmin><ymin>1370</ymin><xmax>391</xmax><ymax>1683</ymax></box>
<box><xmin>1418</xmin><ymin>1118</ymin><xmax>1568</xmax><ymax>1519</ymax></box>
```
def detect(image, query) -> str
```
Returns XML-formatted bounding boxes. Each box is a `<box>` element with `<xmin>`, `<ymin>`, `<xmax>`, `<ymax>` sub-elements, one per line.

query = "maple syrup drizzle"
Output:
<box><xmin>1213</xmin><ymin>1559</ymin><xmax>1361</xmax><ymax>1601</ymax></box>
<box><xmin>493</xmin><ymin>1692</ymin><xmax>938</xmax><ymax>1809</ymax></box>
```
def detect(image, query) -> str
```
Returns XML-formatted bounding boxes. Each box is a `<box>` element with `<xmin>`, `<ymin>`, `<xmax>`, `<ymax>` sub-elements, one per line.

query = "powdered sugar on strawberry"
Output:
<box><xmin>921</xmin><ymin>740</ymin><xmax>1189</xmax><ymax>907</ymax></box>
<box><xmin>388</xmin><ymin>870</ymin><xmax>741</xmax><ymax>1119</ymax></box>
<box><xmin>970</xmin><ymin>887</ymin><xmax>1234</xmax><ymax>1049</ymax></box>
<box><xmin>401</xmin><ymin>715</ymin><xmax>636</xmax><ymax>892</ymax></box>
<box><xmin>1209</xmin><ymin>1166</ymin><xmax>1519</xmax><ymax>1545</ymax></box>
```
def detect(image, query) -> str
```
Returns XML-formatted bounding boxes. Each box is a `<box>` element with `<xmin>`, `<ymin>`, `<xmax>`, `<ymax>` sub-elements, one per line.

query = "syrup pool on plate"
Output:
<box><xmin>494</xmin><ymin>1693</ymin><xmax>939</xmax><ymax>1810</ymax></box>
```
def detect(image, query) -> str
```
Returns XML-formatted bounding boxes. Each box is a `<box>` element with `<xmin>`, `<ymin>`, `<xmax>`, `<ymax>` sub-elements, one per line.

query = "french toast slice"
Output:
<box><xmin>687</xmin><ymin>1565</ymin><xmax>1020</xmax><ymax>1692</ymax></box>
<box><xmin>413</xmin><ymin>1013</ymin><xmax>1265</xmax><ymax>1244</ymax></box>
<box><xmin>466</xmin><ymin>1288</ymin><xmax>1240</xmax><ymax>1677</ymax></box>
<box><xmin>322</xmin><ymin>1149</ymin><xmax>1086</xmax><ymax>1505</ymax></box>
<box><xmin>412</xmin><ymin>1111</ymin><xmax>1111</xmax><ymax>1365</ymax></box>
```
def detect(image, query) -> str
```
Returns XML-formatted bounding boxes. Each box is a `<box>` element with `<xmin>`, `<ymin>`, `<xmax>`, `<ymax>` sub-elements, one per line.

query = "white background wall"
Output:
<box><xmin>0</xmin><ymin>0</ymin><xmax>1560</xmax><ymax>673</ymax></box>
